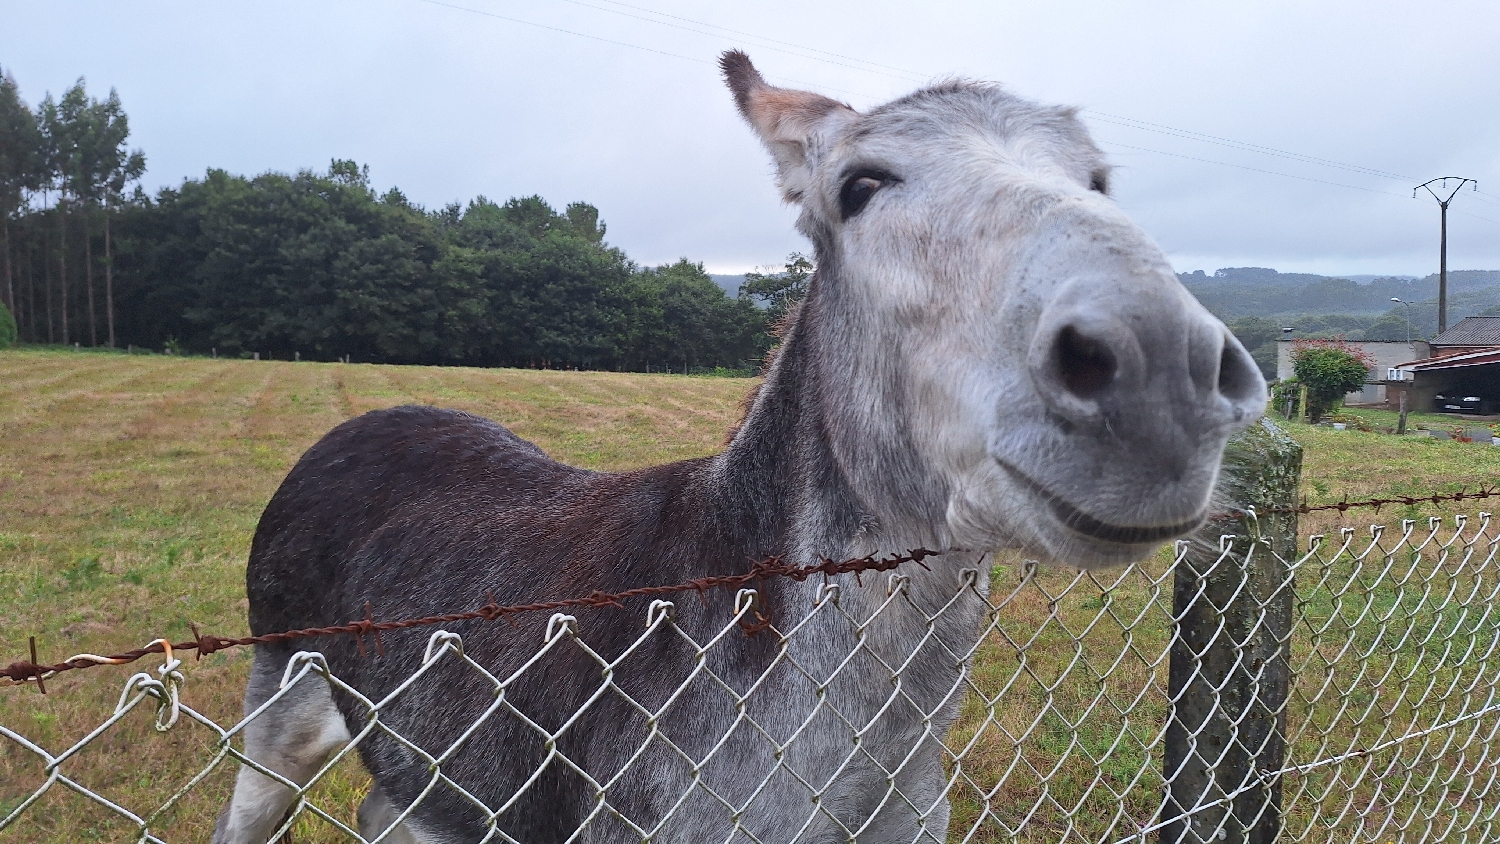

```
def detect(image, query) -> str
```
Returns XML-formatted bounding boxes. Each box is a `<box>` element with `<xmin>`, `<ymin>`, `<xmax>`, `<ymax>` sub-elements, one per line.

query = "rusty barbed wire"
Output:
<box><xmin>7</xmin><ymin>486</ymin><xmax>1494</xmax><ymax>691</ymax></box>
<box><xmin>0</xmin><ymin>548</ymin><xmax>938</xmax><ymax>690</ymax></box>
<box><xmin>1212</xmin><ymin>484</ymin><xmax>1500</xmax><ymax>520</ymax></box>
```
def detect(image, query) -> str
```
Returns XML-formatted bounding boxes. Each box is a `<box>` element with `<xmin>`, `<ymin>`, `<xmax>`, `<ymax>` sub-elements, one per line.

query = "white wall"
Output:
<box><xmin>1276</xmin><ymin>340</ymin><xmax>1419</xmax><ymax>404</ymax></box>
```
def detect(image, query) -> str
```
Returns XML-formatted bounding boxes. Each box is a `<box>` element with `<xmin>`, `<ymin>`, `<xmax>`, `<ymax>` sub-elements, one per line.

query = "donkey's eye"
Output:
<box><xmin>839</xmin><ymin>170</ymin><xmax>893</xmax><ymax>220</ymax></box>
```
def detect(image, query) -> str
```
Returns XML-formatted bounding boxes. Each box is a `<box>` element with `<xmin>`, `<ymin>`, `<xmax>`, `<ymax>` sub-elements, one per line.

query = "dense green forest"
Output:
<box><xmin>0</xmin><ymin>70</ymin><xmax>794</xmax><ymax>370</ymax></box>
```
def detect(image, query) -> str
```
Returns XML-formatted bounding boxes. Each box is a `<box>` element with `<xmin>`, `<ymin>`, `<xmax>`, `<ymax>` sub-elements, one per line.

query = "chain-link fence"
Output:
<box><xmin>5</xmin><ymin>425</ymin><xmax>1500</xmax><ymax>843</ymax></box>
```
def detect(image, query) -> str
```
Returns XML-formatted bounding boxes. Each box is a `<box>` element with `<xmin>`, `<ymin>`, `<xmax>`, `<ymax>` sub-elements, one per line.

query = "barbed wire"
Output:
<box><xmin>0</xmin><ymin>548</ymin><xmax>939</xmax><ymax>690</ymax></box>
<box><xmin>1248</xmin><ymin>485</ymin><xmax>1500</xmax><ymax>517</ymax></box>
<box><xmin>5</xmin><ymin>486</ymin><xmax>1493</xmax><ymax>693</ymax></box>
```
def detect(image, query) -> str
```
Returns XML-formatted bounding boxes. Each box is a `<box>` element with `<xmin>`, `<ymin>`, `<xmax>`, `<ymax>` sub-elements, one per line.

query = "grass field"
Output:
<box><xmin>4</xmin><ymin>347</ymin><xmax>1500</xmax><ymax>842</ymax></box>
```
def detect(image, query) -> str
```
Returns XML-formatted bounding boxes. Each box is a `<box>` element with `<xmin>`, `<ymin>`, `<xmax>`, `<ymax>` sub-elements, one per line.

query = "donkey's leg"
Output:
<box><xmin>212</xmin><ymin>648</ymin><xmax>352</xmax><ymax>844</ymax></box>
<box><xmin>357</xmin><ymin>784</ymin><xmax>425</xmax><ymax>843</ymax></box>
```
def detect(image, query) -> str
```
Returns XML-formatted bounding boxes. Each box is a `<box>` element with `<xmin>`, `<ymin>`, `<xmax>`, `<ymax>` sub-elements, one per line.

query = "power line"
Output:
<box><xmin>415</xmin><ymin>0</ymin><xmax>873</xmax><ymax>99</ymax></box>
<box><xmin>421</xmin><ymin>0</ymin><xmax>1495</xmax><ymax>224</ymax></box>
<box><xmin>1464</xmin><ymin>189</ymin><xmax>1500</xmax><ymax>208</ymax></box>
<box><xmin>548</xmin><ymin>0</ymin><xmax>930</xmax><ymax>85</ymax></box>
<box><xmin>1084</xmin><ymin>112</ymin><xmax>1417</xmax><ymax>182</ymax></box>
<box><xmin>1105</xmin><ymin>141</ymin><xmax>1500</xmax><ymax>227</ymax></box>
<box><xmin>583</xmin><ymin>0</ymin><xmax>933</xmax><ymax>82</ymax></box>
<box><xmin>1099</xmin><ymin>141</ymin><xmax>1410</xmax><ymax>197</ymax></box>
<box><xmin>1453</xmin><ymin>208</ymin><xmax>1500</xmax><ymax>226</ymax></box>
<box><xmin>418</xmin><ymin>0</ymin><xmax>713</xmax><ymax>66</ymax></box>
<box><xmin>526</xmin><ymin>0</ymin><xmax>1448</xmax><ymax>192</ymax></box>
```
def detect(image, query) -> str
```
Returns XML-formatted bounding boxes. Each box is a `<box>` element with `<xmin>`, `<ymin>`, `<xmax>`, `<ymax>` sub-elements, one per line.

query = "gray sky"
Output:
<box><xmin>3</xmin><ymin>0</ymin><xmax>1497</xmax><ymax>276</ymax></box>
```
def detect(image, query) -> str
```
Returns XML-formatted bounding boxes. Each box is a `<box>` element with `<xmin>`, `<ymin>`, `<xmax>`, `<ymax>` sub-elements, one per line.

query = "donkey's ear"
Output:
<box><xmin>721</xmin><ymin>50</ymin><xmax>858</xmax><ymax>204</ymax></box>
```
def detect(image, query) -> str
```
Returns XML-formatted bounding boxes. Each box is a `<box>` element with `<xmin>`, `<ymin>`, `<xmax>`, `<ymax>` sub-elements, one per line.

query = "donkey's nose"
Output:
<box><xmin>1028</xmin><ymin>313</ymin><xmax>1144</xmax><ymax>421</ymax></box>
<box><xmin>1194</xmin><ymin>326</ymin><xmax>1266</xmax><ymax>422</ymax></box>
<box><xmin>1053</xmin><ymin>324</ymin><xmax>1118</xmax><ymax>400</ymax></box>
<box><xmin>1030</xmin><ymin>304</ymin><xmax>1266</xmax><ymax>428</ymax></box>
<box><xmin>1207</xmin><ymin>332</ymin><xmax>1262</xmax><ymax>402</ymax></box>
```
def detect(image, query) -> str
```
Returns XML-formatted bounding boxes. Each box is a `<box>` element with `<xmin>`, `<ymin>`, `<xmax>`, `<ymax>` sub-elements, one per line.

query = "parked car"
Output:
<box><xmin>1434</xmin><ymin>393</ymin><xmax>1483</xmax><ymax>414</ymax></box>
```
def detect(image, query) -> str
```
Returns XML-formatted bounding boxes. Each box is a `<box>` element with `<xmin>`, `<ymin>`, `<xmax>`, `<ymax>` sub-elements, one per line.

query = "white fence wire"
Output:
<box><xmin>3</xmin><ymin>512</ymin><xmax>1500</xmax><ymax>843</ymax></box>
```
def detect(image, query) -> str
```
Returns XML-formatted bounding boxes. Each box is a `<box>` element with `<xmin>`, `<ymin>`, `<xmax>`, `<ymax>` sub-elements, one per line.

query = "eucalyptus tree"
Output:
<box><xmin>38</xmin><ymin>86</ymin><xmax>83</xmax><ymax>344</ymax></box>
<box><xmin>0</xmin><ymin>68</ymin><xmax>44</xmax><ymax>329</ymax></box>
<box><xmin>73</xmin><ymin>86</ymin><xmax>144</xmax><ymax>347</ymax></box>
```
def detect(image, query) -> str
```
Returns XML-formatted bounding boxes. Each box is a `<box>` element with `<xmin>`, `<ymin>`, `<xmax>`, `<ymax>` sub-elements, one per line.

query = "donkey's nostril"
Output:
<box><xmin>1217</xmin><ymin>338</ymin><xmax>1261</xmax><ymax>401</ymax></box>
<box><xmin>1054</xmin><ymin>325</ymin><xmax>1117</xmax><ymax>398</ymax></box>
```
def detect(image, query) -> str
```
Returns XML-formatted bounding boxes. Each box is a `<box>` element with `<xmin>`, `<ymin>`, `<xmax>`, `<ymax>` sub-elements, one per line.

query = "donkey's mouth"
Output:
<box><xmin>996</xmin><ymin>461</ymin><xmax>1206</xmax><ymax>545</ymax></box>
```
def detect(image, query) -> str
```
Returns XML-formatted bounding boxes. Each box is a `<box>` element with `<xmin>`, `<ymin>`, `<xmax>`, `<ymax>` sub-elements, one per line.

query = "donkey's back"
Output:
<box><xmin>246</xmin><ymin>404</ymin><xmax>567</xmax><ymax>638</ymax></box>
<box><xmin>224</xmin><ymin>405</ymin><xmax>776</xmax><ymax>842</ymax></box>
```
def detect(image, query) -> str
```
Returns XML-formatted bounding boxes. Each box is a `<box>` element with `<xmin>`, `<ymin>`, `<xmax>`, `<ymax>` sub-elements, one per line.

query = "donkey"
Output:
<box><xmin>214</xmin><ymin>51</ymin><xmax>1265</xmax><ymax>843</ymax></box>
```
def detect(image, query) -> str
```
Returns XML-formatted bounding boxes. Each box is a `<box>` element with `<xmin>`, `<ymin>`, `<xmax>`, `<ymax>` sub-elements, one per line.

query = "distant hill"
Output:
<box><xmin>1180</xmin><ymin>267</ymin><xmax>1338</xmax><ymax>288</ymax></box>
<box><xmin>1181</xmin><ymin>268</ymin><xmax>1500</xmax><ymax>321</ymax></box>
<box><xmin>710</xmin><ymin>273</ymin><xmax>774</xmax><ymax>309</ymax></box>
<box><xmin>710</xmin><ymin>274</ymin><xmax>746</xmax><ymax>298</ymax></box>
<box><xmin>1186</xmin><ymin>268</ymin><xmax>1500</xmax><ymax>360</ymax></box>
<box><xmin>1346</xmin><ymin>274</ymin><xmax>1419</xmax><ymax>284</ymax></box>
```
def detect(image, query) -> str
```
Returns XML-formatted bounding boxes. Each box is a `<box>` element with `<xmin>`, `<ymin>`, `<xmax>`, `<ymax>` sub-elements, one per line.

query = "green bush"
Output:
<box><xmin>0</xmin><ymin>300</ymin><xmax>15</xmax><ymax>348</ymax></box>
<box><xmin>1291</xmin><ymin>340</ymin><xmax>1372</xmax><ymax>423</ymax></box>
<box><xmin>1271</xmin><ymin>379</ymin><xmax>1301</xmax><ymax>419</ymax></box>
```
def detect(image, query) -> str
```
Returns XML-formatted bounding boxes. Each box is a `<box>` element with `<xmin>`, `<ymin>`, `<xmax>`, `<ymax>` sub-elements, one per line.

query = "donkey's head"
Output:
<box><xmin>723</xmin><ymin>52</ymin><xmax>1266</xmax><ymax>568</ymax></box>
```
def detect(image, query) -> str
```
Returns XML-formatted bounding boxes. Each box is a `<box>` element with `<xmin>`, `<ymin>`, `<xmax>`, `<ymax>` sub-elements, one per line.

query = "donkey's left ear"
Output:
<box><xmin>721</xmin><ymin>50</ymin><xmax>858</xmax><ymax>204</ymax></box>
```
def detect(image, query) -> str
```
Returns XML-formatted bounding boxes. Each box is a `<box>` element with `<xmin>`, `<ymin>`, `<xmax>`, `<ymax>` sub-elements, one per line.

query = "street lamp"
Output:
<box><xmin>1391</xmin><ymin>298</ymin><xmax>1412</xmax><ymax>344</ymax></box>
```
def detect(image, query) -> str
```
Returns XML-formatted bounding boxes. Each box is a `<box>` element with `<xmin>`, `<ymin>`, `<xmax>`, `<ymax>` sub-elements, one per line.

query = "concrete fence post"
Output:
<box><xmin>1159</xmin><ymin>418</ymin><xmax>1302</xmax><ymax>844</ymax></box>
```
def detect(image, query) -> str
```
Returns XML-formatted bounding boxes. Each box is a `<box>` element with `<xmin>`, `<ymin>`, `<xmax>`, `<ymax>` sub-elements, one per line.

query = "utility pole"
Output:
<box><xmin>1414</xmin><ymin>177</ymin><xmax>1477</xmax><ymax>335</ymax></box>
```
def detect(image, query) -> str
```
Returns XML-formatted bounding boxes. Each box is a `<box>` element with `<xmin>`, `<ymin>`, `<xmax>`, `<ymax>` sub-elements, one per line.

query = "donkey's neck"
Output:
<box><xmin>708</xmin><ymin>303</ymin><xmax>867</xmax><ymax>563</ymax></box>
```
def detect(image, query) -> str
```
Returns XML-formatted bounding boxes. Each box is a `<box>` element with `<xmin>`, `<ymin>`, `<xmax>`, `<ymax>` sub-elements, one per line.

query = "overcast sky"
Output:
<box><xmin>3</xmin><ymin>1</ymin><xmax>1497</xmax><ymax>276</ymax></box>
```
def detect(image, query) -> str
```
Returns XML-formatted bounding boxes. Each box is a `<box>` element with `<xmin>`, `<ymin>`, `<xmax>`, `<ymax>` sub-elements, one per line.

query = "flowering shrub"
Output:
<box><xmin>1290</xmin><ymin>336</ymin><xmax>1375</xmax><ymax>423</ymax></box>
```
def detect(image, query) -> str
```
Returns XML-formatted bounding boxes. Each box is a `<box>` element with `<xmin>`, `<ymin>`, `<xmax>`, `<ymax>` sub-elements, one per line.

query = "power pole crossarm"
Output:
<box><xmin>1414</xmin><ymin>177</ymin><xmax>1478</xmax><ymax>335</ymax></box>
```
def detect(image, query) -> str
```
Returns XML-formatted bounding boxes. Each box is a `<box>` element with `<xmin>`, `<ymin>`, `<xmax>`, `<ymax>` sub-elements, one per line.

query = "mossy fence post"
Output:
<box><xmin>1159</xmin><ymin>418</ymin><xmax>1302</xmax><ymax>844</ymax></box>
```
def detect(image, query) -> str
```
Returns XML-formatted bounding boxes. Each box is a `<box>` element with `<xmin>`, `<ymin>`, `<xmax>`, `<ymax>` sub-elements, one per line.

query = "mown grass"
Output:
<box><xmin>3</xmin><ymin>348</ymin><xmax>1500</xmax><ymax>842</ymax></box>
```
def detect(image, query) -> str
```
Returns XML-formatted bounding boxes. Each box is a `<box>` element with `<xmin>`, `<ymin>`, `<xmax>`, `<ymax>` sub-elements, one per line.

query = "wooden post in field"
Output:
<box><xmin>1159</xmin><ymin>419</ymin><xmax>1301</xmax><ymax>844</ymax></box>
<box><xmin>1297</xmin><ymin>384</ymin><xmax>1309</xmax><ymax>423</ymax></box>
<box><xmin>1397</xmin><ymin>389</ymin><xmax>1408</xmax><ymax>435</ymax></box>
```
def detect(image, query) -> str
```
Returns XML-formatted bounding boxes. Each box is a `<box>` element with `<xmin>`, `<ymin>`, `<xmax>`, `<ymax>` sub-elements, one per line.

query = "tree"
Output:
<box><xmin>0</xmin><ymin>298</ymin><xmax>15</xmax><ymax>348</ymax></box>
<box><xmin>740</xmin><ymin>252</ymin><xmax>813</xmax><ymax>359</ymax></box>
<box><xmin>631</xmin><ymin>259</ymin><xmax>762</xmax><ymax>372</ymax></box>
<box><xmin>73</xmin><ymin>86</ymin><xmax>144</xmax><ymax>347</ymax></box>
<box><xmin>740</xmin><ymin>252</ymin><xmax>812</xmax><ymax>326</ymax></box>
<box><xmin>1290</xmin><ymin>337</ymin><xmax>1374</xmax><ymax>422</ymax></box>
<box><xmin>38</xmin><ymin>84</ymin><xmax>88</xmax><ymax>344</ymax></box>
<box><xmin>0</xmin><ymin>68</ymin><xmax>44</xmax><ymax>326</ymax></box>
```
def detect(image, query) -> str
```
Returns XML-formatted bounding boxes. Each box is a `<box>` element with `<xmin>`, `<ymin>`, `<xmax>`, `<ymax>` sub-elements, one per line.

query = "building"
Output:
<box><xmin>1385</xmin><ymin>318</ymin><xmax>1500</xmax><ymax>415</ymax></box>
<box><xmin>1276</xmin><ymin>339</ymin><xmax>1419</xmax><ymax>405</ymax></box>
<box><xmin>1427</xmin><ymin>315</ymin><xmax>1500</xmax><ymax>357</ymax></box>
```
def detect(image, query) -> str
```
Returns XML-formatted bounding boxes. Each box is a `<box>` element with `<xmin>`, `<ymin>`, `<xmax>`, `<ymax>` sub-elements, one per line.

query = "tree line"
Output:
<box><xmin>0</xmin><ymin>69</ymin><xmax>804</xmax><ymax>371</ymax></box>
<box><xmin>0</xmin><ymin>69</ymin><xmax>143</xmax><ymax>350</ymax></box>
